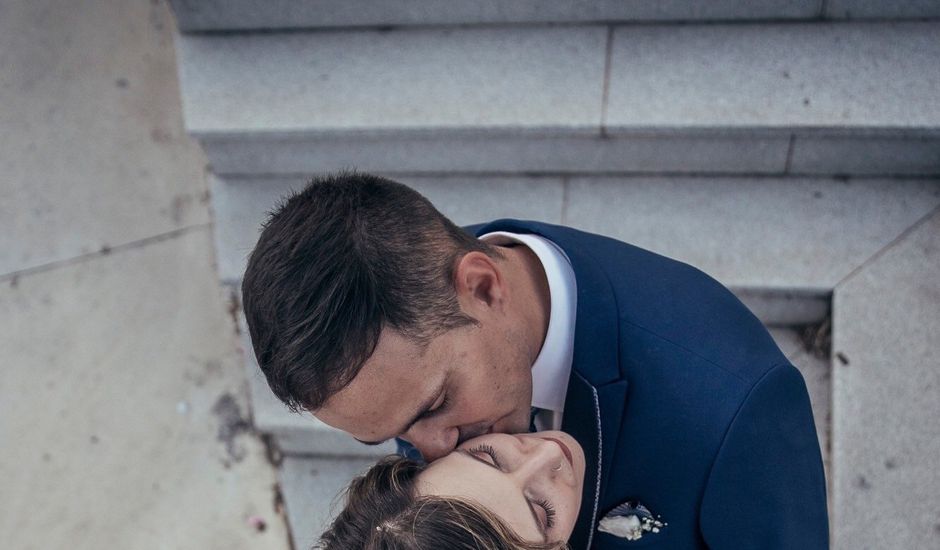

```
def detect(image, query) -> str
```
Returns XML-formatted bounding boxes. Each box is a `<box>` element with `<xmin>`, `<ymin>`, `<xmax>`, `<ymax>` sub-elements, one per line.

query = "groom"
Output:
<box><xmin>241</xmin><ymin>173</ymin><xmax>828</xmax><ymax>548</ymax></box>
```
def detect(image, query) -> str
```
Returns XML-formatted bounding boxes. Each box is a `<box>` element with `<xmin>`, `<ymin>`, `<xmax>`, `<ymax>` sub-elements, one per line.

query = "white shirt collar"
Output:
<box><xmin>479</xmin><ymin>231</ymin><xmax>577</xmax><ymax>415</ymax></box>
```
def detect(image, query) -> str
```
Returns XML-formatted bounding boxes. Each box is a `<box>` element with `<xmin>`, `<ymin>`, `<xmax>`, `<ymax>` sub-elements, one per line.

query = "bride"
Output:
<box><xmin>317</xmin><ymin>430</ymin><xmax>585</xmax><ymax>549</ymax></box>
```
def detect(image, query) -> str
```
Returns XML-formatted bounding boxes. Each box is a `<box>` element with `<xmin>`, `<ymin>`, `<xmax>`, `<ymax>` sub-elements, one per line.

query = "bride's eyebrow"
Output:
<box><xmin>453</xmin><ymin>452</ymin><xmax>549</xmax><ymax>541</ymax></box>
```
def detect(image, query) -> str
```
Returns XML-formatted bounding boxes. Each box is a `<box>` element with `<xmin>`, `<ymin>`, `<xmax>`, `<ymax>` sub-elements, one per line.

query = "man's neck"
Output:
<box><xmin>502</xmin><ymin>243</ymin><xmax>551</xmax><ymax>365</ymax></box>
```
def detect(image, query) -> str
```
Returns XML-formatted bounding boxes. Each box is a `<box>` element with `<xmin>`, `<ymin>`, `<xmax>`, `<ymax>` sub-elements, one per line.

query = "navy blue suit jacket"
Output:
<box><xmin>467</xmin><ymin>220</ymin><xmax>829</xmax><ymax>549</ymax></box>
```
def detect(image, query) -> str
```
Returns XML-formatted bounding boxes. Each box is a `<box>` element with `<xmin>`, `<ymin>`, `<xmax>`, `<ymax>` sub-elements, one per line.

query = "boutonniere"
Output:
<box><xmin>597</xmin><ymin>501</ymin><xmax>666</xmax><ymax>541</ymax></box>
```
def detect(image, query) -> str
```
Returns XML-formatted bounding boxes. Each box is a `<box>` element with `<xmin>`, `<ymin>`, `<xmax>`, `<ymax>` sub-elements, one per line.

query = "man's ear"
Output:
<box><xmin>454</xmin><ymin>251</ymin><xmax>506</xmax><ymax>313</ymax></box>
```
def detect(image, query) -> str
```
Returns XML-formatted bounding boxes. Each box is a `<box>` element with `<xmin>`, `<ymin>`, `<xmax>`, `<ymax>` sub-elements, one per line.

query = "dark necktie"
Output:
<box><xmin>529</xmin><ymin>406</ymin><xmax>541</xmax><ymax>432</ymax></box>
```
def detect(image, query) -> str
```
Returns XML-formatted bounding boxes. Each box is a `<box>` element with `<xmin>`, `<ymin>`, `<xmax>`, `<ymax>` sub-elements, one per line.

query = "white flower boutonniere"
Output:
<box><xmin>597</xmin><ymin>501</ymin><xmax>666</xmax><ymax>541</ymax></box>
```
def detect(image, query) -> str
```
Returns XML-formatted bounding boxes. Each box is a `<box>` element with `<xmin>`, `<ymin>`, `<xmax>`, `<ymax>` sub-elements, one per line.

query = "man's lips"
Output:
<box><xmin>542</xmin><ymin>436</ymin><xmax>573</xmax><ymax>467</ymax></box>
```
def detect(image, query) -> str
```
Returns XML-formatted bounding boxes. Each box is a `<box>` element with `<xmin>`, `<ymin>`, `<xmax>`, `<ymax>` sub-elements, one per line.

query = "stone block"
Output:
<box><xmin>733</xmin><ymin>287</ymin><xmax>830</xmax><ymax>327</ymax></box>
<box><xmin>0</xmin><ymin>228</ymin><xmax>288</xmax><ymax>548</ymax></box>
<box><xmin>279</xmin><ymin>455</ymin><xmax>377</xmax><ymax>550</ymax></box>
<box><xmin>831</xmin><ymin>208</ymin><xmax>940</xmax><ymax>549</ymax></box>
<box><xmin>606</xmin><ymin>22</ymin><xmax>940</xmax><ymax>131</ymax></box>
<box><xmin>790</xmin><ymin>134</ymin><xmax>940</xmax><ymax>176</ymax></box>
<box><xmin>177</xmin><ymin>26</ymin><xmax>606</xmax><ymax>135</ymax></box>
<box><xmin>0</xmin><ymin>0</ymin><xmax>208</xmax><ymax>276</ymax></box>
<box><xmin>563</xmin><ymin>176</ymin><xmax>940</xmax><ymax>289</ymax></box>
<box><xmin>210</xmin><ymin>175</ymin><xmax>304</xmax><ymax>284</ymax></box>
<box><xmin>169</xmin><ymin>0</ymin><xmax>821</xmax><ymax>31</ymax></box>
<box><xmin>768</xmin><ymin>327</ymin><xmax>808</xmax><ymax>360</ymax></box>
<box><xmin>200</xmin><ymin>133</ymin><xmax>789</xmax><ymax>177</ymax></box>
<box><xmin>826</xmin><ymin>0</ymin><xmax>940</xmax><ymax>18</ymax></box>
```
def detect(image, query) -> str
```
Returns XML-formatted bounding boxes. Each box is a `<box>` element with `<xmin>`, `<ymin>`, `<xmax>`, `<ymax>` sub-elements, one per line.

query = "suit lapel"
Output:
<box><xmin>563</xmin><ymin>373</ymin><xmax>630</xmax><ymax>550</ymax></box>
<box><xmin>474</xmin><ymin>220</ymin><xmax>630</xmax><ymax>549</ymax></box>
<box><xmin>563</xmin><ymin>373</ymin><xmax>602</xmax><ymax>550</ymax></box>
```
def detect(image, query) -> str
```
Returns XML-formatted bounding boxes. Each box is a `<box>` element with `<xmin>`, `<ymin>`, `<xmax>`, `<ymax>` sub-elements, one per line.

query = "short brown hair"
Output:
<box><xmin>241</xmin><ymin>172</ymin><xmax>502</xmax><ymax>412</ymax></box>
<box><xmin>318</xmin><ymin>455</ymin><xmax>566</xmax><ymax>549</ymax></box>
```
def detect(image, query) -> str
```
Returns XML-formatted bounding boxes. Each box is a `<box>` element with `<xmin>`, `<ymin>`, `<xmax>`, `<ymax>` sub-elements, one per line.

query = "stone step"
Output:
<box><xmin>211</xmin><ymin>172</ymin><xmax>940</xmax><ymax>309</ymax></box>
<box><xmin>168</xmin><ymin>0</ymin><xmax>940</xmax><ymax>32</ymax></box>
<box><xmin>177</xmin><ymin>22</ymin><xmax>940</xmax><ymax>177</ymax></box>
<box><xmin>273</xmin><ymin>327</ymin><xmax>830</xmax><ymax>550</ymax></box>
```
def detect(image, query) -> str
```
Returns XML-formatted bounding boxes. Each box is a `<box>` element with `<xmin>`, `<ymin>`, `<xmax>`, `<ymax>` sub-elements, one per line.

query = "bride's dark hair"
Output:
<box><xmin>317</xmin><ymin>455</ymin><xmax>567</xmax><ymax>550</ymax></box>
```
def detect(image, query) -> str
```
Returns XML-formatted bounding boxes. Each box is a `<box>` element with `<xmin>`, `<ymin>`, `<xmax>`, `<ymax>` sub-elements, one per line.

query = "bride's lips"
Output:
<box><xmin>542</xmin><ymin>436</ymin><xmax>573</xmax><ymax>467</ymax></box>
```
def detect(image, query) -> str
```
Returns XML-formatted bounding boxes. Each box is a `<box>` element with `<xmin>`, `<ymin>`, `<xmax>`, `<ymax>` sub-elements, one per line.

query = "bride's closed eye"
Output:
<box><xmin>466</xmin><ymin>444</ymin><xmax>557</xmax><ymax>531</ymax></box>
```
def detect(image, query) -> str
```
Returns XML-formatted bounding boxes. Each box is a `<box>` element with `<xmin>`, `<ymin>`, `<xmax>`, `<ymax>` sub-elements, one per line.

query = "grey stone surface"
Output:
<box><xmin>177</xmin><ymin>26</ymin><xmax>606</xmax><ymax>134</ymax></box>
<box><xmin>0</xmin><ymin>0</ymin><xmax>209</xmax><ymax>276</ymax></box>
<box><xmin>826</xmin><ymin>0</ymin><xmax>940</xmax><ymax>19</ymax></box>
<box><xmin>564</xmin><ymin>176</ymin><xmax>940</xmax><ymax>289</ymax></box>
<box><xmin>236</xmin><ymin>307</ymin><xmax>397</xmax><ymax>457</ymax></box>
<box><xmin>831</xmin><ymin>207</ymin><xmax>940</xmax><ymax>549</ymax></box>
<box><xmin>769</xmin><ymin>328</ymin><xmax>832</xmax><ymax>484</ymax></box>
<box><xmin>768</xmin><ymin>327</ymin><xmax>807</xmax><ymax>360</ymax></box>
<box><xmin>733</xmin><ymin>288</ymin><xmax>830</xmax><ymax>326</ymax></box>
<box><xmin>279</xmin><ymin>456</ymin><xmax>377</xmax><ymax>550</ymax></box>
<box><xmin>169</xmin><ymin>0</ymin><xmax>821</xmax><ymax>31</ymax></box>
<box><xmin>212</xmin><ymin>174</ymin><xmax>565</xmax><ymax>283</ymax></box>
<box><xmin>790</xmin><ymin>135</ymin><xmax>940</xmax><ymax>176</ymax></box>
<box><xmin>177</xmin><ymin>22</ymin><xmax>940</xmax><ymax>177</ymax></box>
<box><xmin>199</xmin><ymin>133</ymin><xmax>789</xmax><ymax>177</ymax></box>
<box><xmin>606</xmin><ymin>22</ymin><xmax>940</xmax><ymax>130</ymax></box>
<box><xmin>0</xmin><ymin>227</ymin><xmax>289</xmax><ymax>549</ymax></box>
<box><xmin>211</xmin><ymin>175</ymin><xmax>303</xmax><ymax>284</ymax></box>
<box><xmin>401</xmin><ymin>176</ymin><xmax>566</xmax><ymax>227</ymax></box>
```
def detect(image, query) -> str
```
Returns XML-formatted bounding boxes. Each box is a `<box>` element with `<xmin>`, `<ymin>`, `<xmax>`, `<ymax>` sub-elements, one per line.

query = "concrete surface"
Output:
<box><xmin>0</xmin><ymin>1</ymin><xmax>289</xmax><ymax>548</ymax></box>
<box><xmin>279</xmin><ymin>456</ymin><xmax>376</xmax><ymax>550</ymax></box>
<box><xmin>826</xmin><ymin>0</ymin><xmax>940</xmax><ymax>18</ymax></box>
<box><xmin>212</xmin><ymin>175</ymin><xmax>940</xmax><ymax>289</ymax></box>
<box><xmin>564</xmin><ymin>176</ymin><xmax>940</xmax><ymax>289</ymax></box>
<box><xmin>789</xmin><ymin>135</ymin><xmax>940</xmax><ymax>176</ymax></box>
<box><xmin>606</xmin><ymin>23</ymin><xmax>940</xmax><ymax>130</ymax></box>
<box><xmin>0</xmin><ymin>228</ymin><xmax>289</xmax><ymax>549</ymax></box>
<box><xmin>0</xmin><ymin>0</ymin><xmax>209</xmax><ymax>276</ymax></box>
<box><xmin>197</xmin><ymin>133</ymin><xmax>790</xmax><ymax>177</ymax></box>
<box><xmin>168</xmin><ymin>0</ymin><xmax>822</xmax><ymax>31</ymax></box>
<box><xmin>175</xmin><ymin>21</ymin><xmax>940</xmax><ymax>177</ymax></box>
<box><xmin>177</xmin><ymin>26</ymin><xmax>607</xmax><ymax>134</ymax></box>
<box><xmin>831</xmin><ymin>206</ymin><xmax>940</xmax><ymax>549</ymax></box>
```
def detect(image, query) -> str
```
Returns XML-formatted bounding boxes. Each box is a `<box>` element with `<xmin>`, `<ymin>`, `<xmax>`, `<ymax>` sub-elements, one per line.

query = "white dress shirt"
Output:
<box><xmin>480</xmin><ymin>231</ymin><xmax>578</xmax><ymax>431</ymax></box>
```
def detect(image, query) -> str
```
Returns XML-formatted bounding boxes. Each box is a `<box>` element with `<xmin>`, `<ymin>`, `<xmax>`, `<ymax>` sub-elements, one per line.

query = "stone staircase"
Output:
<box><xmin>169</xmin><ymin>2</ymin><xmax>940</xmax><ymax>548</ymax></box>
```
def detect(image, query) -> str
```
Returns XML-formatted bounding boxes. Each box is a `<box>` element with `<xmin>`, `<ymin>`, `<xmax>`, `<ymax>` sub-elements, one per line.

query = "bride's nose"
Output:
<box><xmin>510</xmin><ymin>436</ymin><xmax>566</xmax><ymax>481</ymax></box>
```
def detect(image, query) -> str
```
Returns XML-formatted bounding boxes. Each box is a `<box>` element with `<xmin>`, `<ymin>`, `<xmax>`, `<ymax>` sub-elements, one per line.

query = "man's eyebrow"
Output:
<box><xmin>353</xmin><ymin>380</ymin><xmax>445</xmax><ymax>446</ymax></box>
<box><xmin>454</xmin><ymin>451</ymin><xmax>548</xmax><ymax>541</ymax></box>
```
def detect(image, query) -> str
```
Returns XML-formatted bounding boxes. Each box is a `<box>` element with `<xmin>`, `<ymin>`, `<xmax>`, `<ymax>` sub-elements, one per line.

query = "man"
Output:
<box><xmin>242</xmin><ymin>172</ymin><xmax>828</xmax><ymax>548</ymax></box>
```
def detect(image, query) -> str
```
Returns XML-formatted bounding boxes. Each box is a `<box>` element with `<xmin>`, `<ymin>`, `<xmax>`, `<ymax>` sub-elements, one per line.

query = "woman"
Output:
<box><xmin>318</xmin><ymin>430</ymin><xmax>586</xmax><ymax>549</ymax></box>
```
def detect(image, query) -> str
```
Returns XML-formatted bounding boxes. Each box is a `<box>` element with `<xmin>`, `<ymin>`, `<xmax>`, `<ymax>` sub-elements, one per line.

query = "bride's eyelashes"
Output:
<box><xmin>468</xmin><ymin>444</ymin><xmax>502</xmax><ymax>469</ymax></box>
<box><xmin>533</xmin><ymin>497</ymin><xmax>556</xmax><ymax>529</ymax></box>
<box><xmin>466</xmin><ymin>443</ymin><xmax>557</xmax><ymax>531</ymax></box>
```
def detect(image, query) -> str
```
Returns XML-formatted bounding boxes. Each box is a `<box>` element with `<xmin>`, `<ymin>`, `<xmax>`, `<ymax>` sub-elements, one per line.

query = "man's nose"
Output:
<box><xmin>404</xmin><ymin>423</ymin><xmax>458</xmax><ymax>462</ymax></box>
